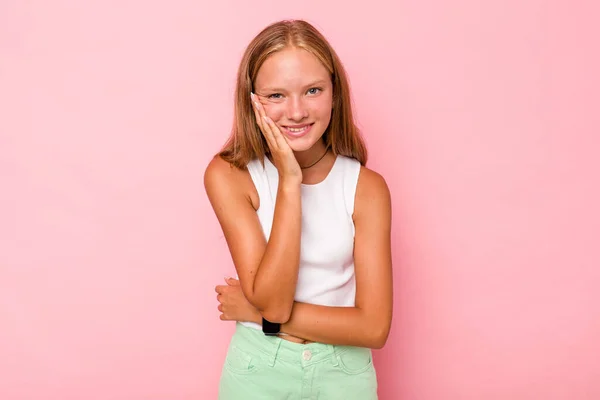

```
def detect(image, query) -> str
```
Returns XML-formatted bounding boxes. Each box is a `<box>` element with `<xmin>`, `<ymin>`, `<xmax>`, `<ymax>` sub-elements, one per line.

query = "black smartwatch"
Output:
<box><xmin>262</xmin><ymin>318</ymin><xmax>281</xmax><ymax>336</ymax></box>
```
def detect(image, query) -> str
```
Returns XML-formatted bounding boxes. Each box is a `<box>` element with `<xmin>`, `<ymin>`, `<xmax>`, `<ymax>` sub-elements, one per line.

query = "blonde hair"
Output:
<box><xmin>219</xmin><ymin>19</ymin><xmax>368</xmax><ymax>168</ymax></box>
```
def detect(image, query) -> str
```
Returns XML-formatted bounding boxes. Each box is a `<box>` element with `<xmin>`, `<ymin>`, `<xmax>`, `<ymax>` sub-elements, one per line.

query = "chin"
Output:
<box><xmin>288</xmin><ymin>140</ymin><xmax>318</xmax><ymax>153</ymax></box>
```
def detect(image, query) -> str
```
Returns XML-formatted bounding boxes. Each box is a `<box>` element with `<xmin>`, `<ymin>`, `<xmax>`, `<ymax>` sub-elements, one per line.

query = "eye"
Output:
<box><xmin>267</xmin><ymin>93</ymin><xmax>283</xmax><ymax>100</ymax></box>
<box><xmin>307</xmin><ymin>87</ymin><xmax>322</xmax><ymax>95</ymax></box>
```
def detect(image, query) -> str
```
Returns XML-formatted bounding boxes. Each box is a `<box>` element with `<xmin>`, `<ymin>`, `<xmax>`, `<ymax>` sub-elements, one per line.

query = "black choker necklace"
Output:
<box><xmin>300</xmin><ymin>149</ymin><xmax>329</xmax><ymax>169</ymax></box>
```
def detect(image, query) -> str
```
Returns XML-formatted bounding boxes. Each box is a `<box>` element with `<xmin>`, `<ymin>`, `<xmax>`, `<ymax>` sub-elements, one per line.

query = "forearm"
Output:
<box><xmin>284</xmin><ymin>303</ymin><xmax>389</xmax><ymax>349</ymax></box>
<box><xmin>251</xmin><ymin>302</ymin><xmax>390</xmax><ymax>349</ymax></box>
<box><xmin>251</xmin><ymin>182</ymin><xmax>301</xmax><ymax>322</ymax></box>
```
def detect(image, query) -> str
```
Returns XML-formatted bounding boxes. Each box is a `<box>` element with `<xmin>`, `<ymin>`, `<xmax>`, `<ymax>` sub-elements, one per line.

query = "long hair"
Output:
<box><xmin>219</xmin><ymin>19</ymin><xmax>368</xmax><ymax>168</ymax></box>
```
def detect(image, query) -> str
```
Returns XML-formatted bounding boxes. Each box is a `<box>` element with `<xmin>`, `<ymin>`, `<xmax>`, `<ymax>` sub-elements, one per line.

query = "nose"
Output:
<box><xmin>286</xmin><ymin>96</ymin><xmax>309</xmax><ymax>122</ymax></box>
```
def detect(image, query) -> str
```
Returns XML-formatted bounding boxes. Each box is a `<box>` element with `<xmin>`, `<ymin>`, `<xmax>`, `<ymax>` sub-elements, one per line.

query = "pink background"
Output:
<box><xmin>1</xmin><ymin>1</ymin><xmax>599</xmax><ymax>399</ymax></box>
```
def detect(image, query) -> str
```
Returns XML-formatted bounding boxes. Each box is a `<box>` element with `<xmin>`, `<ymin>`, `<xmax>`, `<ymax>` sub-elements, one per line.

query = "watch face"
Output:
<box><xmin>262</xmin><ymin>318</ymin><xmax>281</xmax><ymax>335</ymax></box>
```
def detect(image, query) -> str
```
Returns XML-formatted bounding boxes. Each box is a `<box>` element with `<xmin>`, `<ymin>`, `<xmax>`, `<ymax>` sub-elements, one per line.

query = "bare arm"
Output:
<box><xmin>204</xmin><ymin>155</ymin><xmax>301</xmax><ymax>323</ymax></box>
<box><xmin>283</xmin><ymin>168</ymin><xmax>393</xmax><ymax>348</ymax></box>
<box><xmin>242</xmin><ymin>167</ymin><xmax>393</xmax><ymax>348</ymax></box>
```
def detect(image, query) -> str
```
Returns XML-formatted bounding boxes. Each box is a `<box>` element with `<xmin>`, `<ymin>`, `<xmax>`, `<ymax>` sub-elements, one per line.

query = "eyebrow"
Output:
<box><xmin>260</xmin><ymin>79</ymin><xmax>329</xmax><ymax>93</ymax></box>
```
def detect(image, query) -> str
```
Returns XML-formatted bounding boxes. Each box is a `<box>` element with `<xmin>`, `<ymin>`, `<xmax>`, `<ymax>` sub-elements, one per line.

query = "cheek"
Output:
<box><xmin>263</xmin><ymin>104</ymin><xmax>286</xmax><ymax>121</ymax></box>
<box><xmin>319</xmin><ymin>104</ymin><xmax>333</xmax><ymax>117</ymax></box>
<box><xmin>314</xmin><ymin>101</ymin><xmax>333</xmax><ymax>122</ymax></box>
<box><xmin>314</xmin><ymin>95</ymin><xmax>333</xmax><ymax>115</ymax></box>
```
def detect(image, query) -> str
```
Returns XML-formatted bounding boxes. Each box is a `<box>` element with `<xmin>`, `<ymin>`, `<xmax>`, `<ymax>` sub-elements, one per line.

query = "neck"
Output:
<box><xmin>293</xmin><ymin>142</ymin><xmax>328</xmax><ymax>168</ymax></box>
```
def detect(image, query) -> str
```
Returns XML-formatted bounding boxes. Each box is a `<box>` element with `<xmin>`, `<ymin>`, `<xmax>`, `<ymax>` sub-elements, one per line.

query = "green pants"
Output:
<box><xmin>218</xmin><ymin>323</ymin><xmax>378</xmax><ymax>399</ymax></box>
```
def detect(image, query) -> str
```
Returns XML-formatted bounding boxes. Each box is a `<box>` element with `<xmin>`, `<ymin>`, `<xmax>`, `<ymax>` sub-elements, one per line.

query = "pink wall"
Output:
<box><xmin>1</xmin><ymin>1</ymin><xmax>599</xmax><ymax>399</ymax></box>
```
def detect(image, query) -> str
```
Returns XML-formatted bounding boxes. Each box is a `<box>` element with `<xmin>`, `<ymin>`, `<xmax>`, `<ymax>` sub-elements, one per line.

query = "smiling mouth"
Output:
<box><xmin>282</xmin><ymin>123</ymin><xmax>314</xmax><ymax>137</ymax></box>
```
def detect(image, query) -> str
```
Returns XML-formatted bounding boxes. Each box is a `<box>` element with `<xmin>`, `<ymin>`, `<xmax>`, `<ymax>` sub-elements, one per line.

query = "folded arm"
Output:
<box><xmin>282</xmin><ymin>168</ymin><xmax>393</xmax><ymax>348</ymax></box>
<box><xmin>205</xmin><ymin>156</ymin><xmax>301</xmax><ymax>323</ymax></box>
<box><xmin>222</xmin><ymin>167</ymin><xmax>393</xmax><ymax>349</ymax></box>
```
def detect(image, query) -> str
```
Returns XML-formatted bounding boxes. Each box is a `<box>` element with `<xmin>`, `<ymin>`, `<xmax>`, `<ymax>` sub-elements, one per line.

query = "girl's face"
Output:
<box><xmin>254</xmin><ymin>47</ymin><xmax>333</xmax><ymax>153</ymax></box>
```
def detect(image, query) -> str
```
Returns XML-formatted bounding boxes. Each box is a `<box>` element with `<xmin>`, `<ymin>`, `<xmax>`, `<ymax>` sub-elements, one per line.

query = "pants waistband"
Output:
<box><xmin>232</xmin><ymin>322</ymin><xmax>362</xmax><ymax>368</ymax></box>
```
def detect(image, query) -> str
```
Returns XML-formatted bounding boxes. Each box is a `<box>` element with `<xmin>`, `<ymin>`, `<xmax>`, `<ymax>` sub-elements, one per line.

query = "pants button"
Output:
<box><xmin>302</xmin><ymin>349</ymin><xmax>312</xmax><ymax>361</ymax></box>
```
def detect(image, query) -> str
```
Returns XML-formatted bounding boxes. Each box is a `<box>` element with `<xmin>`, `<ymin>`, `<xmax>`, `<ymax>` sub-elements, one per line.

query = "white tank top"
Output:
<box><xmin>241</xmin><ymin>154</ymin><xmax>361</xmax><ymax>330</ymax></box>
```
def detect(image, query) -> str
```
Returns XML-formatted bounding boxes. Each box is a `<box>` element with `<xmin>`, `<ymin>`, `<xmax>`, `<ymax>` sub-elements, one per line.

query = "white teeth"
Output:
<box><xmin>288</xmin><ymin>126</ymin><xmax>308</xmax><ymax>132</ymax></box>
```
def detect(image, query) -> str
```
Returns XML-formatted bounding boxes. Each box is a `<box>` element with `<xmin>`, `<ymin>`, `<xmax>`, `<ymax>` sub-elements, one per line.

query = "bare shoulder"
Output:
<box><xmin>355</xmin><ymin>166</ymin><xmax>391</xmax><ymax>212</ymax></box>
<box><xmin>204</xmin><ymin>155</ymin><xmax>240</xmax><ymax>187</ymax></box>
<box><xmin>204</xmin><ymin>155</ymin><xmax>258</xmax><ymax>210</ymax></box>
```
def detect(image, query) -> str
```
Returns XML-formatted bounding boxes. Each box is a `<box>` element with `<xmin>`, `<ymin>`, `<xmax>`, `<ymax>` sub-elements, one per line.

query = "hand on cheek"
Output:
<box><xmin>254</xmin><ymin>95</ymin><xmax>274</xmax><ymax>121</ymax></box>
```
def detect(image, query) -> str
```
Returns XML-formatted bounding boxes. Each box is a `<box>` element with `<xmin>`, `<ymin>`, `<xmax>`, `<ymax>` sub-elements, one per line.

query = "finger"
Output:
<box><xmin>250</xmin><ymin>93</ymin><xmax>265</xmax><ymax>128</ymax></box>
<box><xmin>254</xmin><ymin>95</ymin><xmax>280</xmax><ymax>151</ymax></box>
<box><xmin>251</xmin><ymin>92</ymin><xmax>268</xmax><ymax>111</ymax></box>
<box><xmin>225</xmin><ymin>277</ymin><xmax>238</xmax><ymax>286</ymax></box>
<box><xmin>218</xmin><ymin>304</ymin><xmax>223</xmax><ymax>312</ymax></box>
<box><xmin>227</xmin><ymin>277</ymin><xmax>240</xmax><ymax>286</ymax></box>
<box><xmin>220</xmin><ymin>313</ymin><xmax>233</xmax><ymax>321</ymax></box>
<box><xmin>263</xmin><ymin>114</ymin><xmax>287</xmax><ymax>146</ymax></box>
<box><xmin>252</xmin><ymin>92</ymin><xmax>267</xmax><ymax>107</ymax></box>
<box><xmin>215</xmin><ymin>285</ymin><xmax>225</xmax><ymax>294</ymax></box>
<box><xmin>263</xmin><ymin>115</ymin><xmax>289</xmax><ymax>150</ymax></box>
<box><xmin>251</xmin><ymin>95</ymin><xmax>265</xmax><ymax>131</ymax></box>
<box><xmin>217</xmin><ymin>294</ymin><xmax>222</xmax><ymax>302</ymax></box>
<box><xmin>251</xmin><ymin>94</ymin><xmax>276</xmax><ymax>149</ymax></box>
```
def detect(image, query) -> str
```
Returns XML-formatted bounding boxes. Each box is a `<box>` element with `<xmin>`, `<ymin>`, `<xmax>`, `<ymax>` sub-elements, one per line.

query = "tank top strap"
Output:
<box><xmin>246</xmin><ymin>157</ymin><xmax>278</xmax><ymax>211</ymax></box>
<box><xmin>335</xmin><ymin>155</ymin><xmax>362</xmax><ymax>217</ymax></box>
<box><xmin>246</xmin><ymin>158</ymin><xmax>265</xmax><ymax>185</ymax></box>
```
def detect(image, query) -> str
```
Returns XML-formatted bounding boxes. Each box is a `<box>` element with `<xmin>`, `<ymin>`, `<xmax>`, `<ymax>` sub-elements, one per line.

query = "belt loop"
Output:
<box><xmin>269</xmin><ymin>337</ymin><xmax>282</xmax><ymax>367</ymax></box>
<box><xmin>330</xmin><ymin>344</ymin><xmax>339</xmax><ymax>367</ymax></box>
